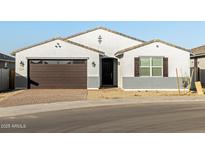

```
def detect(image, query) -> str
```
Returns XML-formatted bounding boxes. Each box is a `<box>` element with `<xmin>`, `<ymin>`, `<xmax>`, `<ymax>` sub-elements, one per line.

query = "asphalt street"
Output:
<box><xmin>1</xmin><ymin>100</ymin><xmax>205</xmax><ymax>132</ymax></box>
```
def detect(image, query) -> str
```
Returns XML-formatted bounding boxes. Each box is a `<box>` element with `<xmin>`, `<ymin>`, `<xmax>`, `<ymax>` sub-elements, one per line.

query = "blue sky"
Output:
<box><xmin>1</xmin><ymin>21</ymin><xmax>205</xmax><ymax>54</ymax></box>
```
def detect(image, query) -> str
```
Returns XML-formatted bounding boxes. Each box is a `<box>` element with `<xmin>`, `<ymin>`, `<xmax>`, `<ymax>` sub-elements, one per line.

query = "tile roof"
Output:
<box><xmin>115</xmin><ymin>39</ymin><xmax>191</xmax><ymax>56</ymax></box>
<box><xmin>65</xmin><ymin>26</ymin><xmax>145</xmax><ymax>43</ymax></box>
<box><xmin>0</xmin><ymin>52</ymin><xmax>15</xmax><ymax>62</ymax></box>
<box><xmin>192</xmin><ymin>45</ymin><xmax>205</xmax><ymax>55</ymax></box>
<box><xmin>11</xmin><ymin>38</ymin><xmax>104</xmax><ymax>55</ymax></box>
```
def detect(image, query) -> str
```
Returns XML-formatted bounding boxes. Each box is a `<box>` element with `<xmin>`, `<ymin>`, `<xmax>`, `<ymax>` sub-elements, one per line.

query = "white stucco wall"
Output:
<box><xmin>15</xmin><ymin>39</ymin><xmax>100</xmax><ymax>88</ymax></box>
<box><xmin>68</xmin><ymin>29</ymin><xmax>143</xmax><ymax>57</ymax></box>
<box><xmin>122</xmin><ymin>42</ymin><xmax>190</xmax><ymax>78</ymax></box>
<box><xmin>68</xmin><ymin>29</ymin><xmax>143</xmax><ymax>88</ymax></box>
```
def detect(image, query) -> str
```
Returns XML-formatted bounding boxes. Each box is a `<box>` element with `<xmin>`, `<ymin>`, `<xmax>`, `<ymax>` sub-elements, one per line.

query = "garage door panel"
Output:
<box><xmin>30</xmin><ymin>81</ymin><xmax>87</xmax><ymax>85</ymax></box>
<box><xmin>30</xmin><ymin>83</ymin><xmax>87</xmax><ymax>88</ymax></box>
<box><xmin>30</xmin><ymin>68</ymin><xmax>87</xmax><ymax>72</ymax></box>
<box><xmin>30</xmin><ymin>64</ymin><xmax>86</xmax><ymax>67</ymax></box>
<box><xmin>30</xmin><ymin>66</ymin><xmax>86</xmax><ymax>70</ymax></box>
<box><xmin>30</xmin><ymin>79</ymin><xmax>87</xmax><ymax>83</ymax></box>
<box><xmin>29</xmin><ymin>59</ymin><xmax>87</xmax><ymax>89</ymax></box>
<box><xmin>30</xmin><ymin>69</ymin><xmax>87</xmax><ymax>73</ymax></box>
<box><xmin>30</xmin><ymin>83</ymin><xmax>87</xmax><ymax>86</ymax></box>
<box><xmin>30</xmin><ymin>76</ymin><xmax>87</xmax><ymax>79</ymax></box>
<box><xmin>30</xmin><ymin>72</ymin><xmax>87</xmax><ymax>77</ymax></box>
<box><xmin>30</xmin><ymin>70</ymin><xmax>87</xmax><ymax>73</ymax></box>
<box><xmin>30</xmin><ymin>85</ymin><xmax>87</xmax><ymax>89</ymax></box>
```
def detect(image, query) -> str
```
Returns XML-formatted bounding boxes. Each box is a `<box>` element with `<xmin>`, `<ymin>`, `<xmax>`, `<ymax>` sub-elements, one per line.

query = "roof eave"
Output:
<box><xmin>191</xmin><ymin>53</ymin><xmax>205</xmax><ymax>58</ymax></box>
<box><xmin>11</xmin><ymin>37</ymin><xmax>63</xmax><ymax>56</ymax></box>
<box><xmin>11</xmin><ymin>37</ymin><xmax>104</xmax><ymax>56</ymax></box>
<box><xmin>65</xmin><ymin>40</ymin><xmax>105</xmax><ymax>55</ymax></box>
<box><xmin>65</xmin><ymin>26</ymin><xmax>145</xmax><ymax>43</ymax></box>
<box><xmin>115</xmin><ymin>39</ymin><xmax>191</xmax><ymax>56</ymax></box>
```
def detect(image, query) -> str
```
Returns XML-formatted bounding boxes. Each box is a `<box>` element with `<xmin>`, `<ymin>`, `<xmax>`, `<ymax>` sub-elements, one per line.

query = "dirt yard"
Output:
<box><xmin>87</xmin><ymin>88</ymin><xmax>197</xmax><ymax>100</ymax></box>
<box><xmin>0</xmin><ymin>88</ymin><xmax>199</xmax><ymax>107</ymax></box>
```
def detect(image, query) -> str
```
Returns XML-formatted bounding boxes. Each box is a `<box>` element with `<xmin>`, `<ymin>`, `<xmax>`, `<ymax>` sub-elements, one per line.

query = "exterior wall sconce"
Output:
<box><xmin>20</xmin><ymin>61</ymin><xmax>24</xmax><ymax>67</ymax></box>
<box><xmin>98</xmin><ymin>35</ymin><xmax>102</xmax><ymax>44</ymax></box>
<box><xmin>55</xmin><ymin>43</ymin><xmax>62</xmax><ymax>48</ymax></box>
<box><xmin>92</xmin><ymin>61</ymin><xmax>96</xmax><ymax>67</ymax></box>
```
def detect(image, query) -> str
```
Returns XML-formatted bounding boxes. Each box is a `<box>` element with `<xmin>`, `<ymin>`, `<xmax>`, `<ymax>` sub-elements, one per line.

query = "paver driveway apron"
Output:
<box><xmin>0</xmin><ymin>89</ymin><xmax>87</xmax><ymax>107</ymax></box>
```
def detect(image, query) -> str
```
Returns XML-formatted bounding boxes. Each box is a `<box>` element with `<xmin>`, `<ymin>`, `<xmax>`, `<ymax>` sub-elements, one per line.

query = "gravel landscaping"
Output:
<box><xmin>0</xmin><ymin>90</ymin><xmax>24</xmax><ymax>102</ymax></box>
<box><xmin>0</xmin><ymin>89</ymin><xmax>87</xmax><ymax>107</ymax></box>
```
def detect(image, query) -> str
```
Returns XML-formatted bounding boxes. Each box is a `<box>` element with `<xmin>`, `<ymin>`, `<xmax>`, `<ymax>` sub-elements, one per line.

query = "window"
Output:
<box><xmin>139</xmin><ymin>57</ymin><xmax>163</xmax><ymax>77</ymax></box>
<box><xmin>30</xmin><ymin>60</ymin><xmax>43</xmax><ymax>64</ymax></box>
<box><xmin>139</xmin><ymin>57</ymin><xmax>150</xmax><ymax>76</ymax></box>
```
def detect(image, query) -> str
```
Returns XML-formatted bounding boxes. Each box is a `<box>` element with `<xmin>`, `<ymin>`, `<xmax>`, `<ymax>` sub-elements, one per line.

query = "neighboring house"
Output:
<box><xmin>191</xmin><ymin>45</ymin><xmax>205</xmax><ymax>87</ymax></box>
<box><xmin>0</xmin><ymin>52</ymin><xmax>15</xmax><ymax>91</ymax></box>
<box><xmin>0</xmin><ymin>52</ymin><xmax>15</xmax><ymax>69</ymax></box>
<box><xmin>12</xmin><ymin>27</ymin><xmax>190</xmax><ymax>90</ymax></box>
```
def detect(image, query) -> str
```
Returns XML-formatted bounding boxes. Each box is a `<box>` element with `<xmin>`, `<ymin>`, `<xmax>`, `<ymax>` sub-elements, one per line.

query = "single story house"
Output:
<box><xmin>0</xmin><ymin>52</ymin><xmax>15</xmax><ymax>69</ymax></box>
<box><xmin>0</xmin><ymin>52</ymin><xmax>15</xmax><ymax>91</ymax></box>
<box><xmin>191</xmin><ymin>45</ymin><xmax>205</xmax><ymax>87</ymax></box>
<box><xmin>12</xmin><ymin>27</ymin><xmax>190</xmax><ymax>90</ymax></box>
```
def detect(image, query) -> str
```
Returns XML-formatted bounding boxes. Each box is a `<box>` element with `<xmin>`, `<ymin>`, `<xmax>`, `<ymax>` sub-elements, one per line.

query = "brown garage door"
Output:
<box><xmin>28</xmin><ymin>59</ymin><xmax>87</xmax><ymax>89</ymax></box>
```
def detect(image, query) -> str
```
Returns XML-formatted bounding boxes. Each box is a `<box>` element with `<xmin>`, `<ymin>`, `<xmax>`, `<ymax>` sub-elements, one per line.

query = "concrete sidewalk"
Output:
<box><xmin>0</xmin><ymin>96</ymin><xmax>205</xmax><ymax>118</ymax></box>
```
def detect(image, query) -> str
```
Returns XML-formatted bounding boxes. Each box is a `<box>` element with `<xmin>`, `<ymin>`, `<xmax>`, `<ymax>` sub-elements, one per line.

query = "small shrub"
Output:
<box><xmin>182</xmin><ymin>76</ymin><xmax>190</xmax><ymax>89</ymax></box>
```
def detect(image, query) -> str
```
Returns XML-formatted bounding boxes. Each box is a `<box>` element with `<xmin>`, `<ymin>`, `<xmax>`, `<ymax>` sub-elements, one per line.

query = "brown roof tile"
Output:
<box><xmin>65</xmin><ymin>26</ymin><xmax>145</xmax><ymax>43</ymax></box>
<box><xmin>115</xmin><ymin>39</ymin><xmax>191</xmax><ymax>56</ymax></box>
<box><xmin>192</xmin><ymin>45</ymin><xmax>205</xmax><ymax>55</ymax></box>
<box><xmin>11</xmin><ymin>38</ymin><xmax>104</xmax><ymax>56</ymax></box>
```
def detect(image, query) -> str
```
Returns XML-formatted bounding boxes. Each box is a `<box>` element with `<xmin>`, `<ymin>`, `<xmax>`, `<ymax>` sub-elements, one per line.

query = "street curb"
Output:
<box><xmin>0</xmin><ymin>98</ymin><xmax>205</xmax><ymax>118</ymax></box>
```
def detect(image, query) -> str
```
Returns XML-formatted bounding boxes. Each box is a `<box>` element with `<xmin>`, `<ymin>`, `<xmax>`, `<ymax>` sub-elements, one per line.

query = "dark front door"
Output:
<box><xmin>102</xmin><ymin>58</ymin><xmax>113</xmax><ymax>86</ymax></box>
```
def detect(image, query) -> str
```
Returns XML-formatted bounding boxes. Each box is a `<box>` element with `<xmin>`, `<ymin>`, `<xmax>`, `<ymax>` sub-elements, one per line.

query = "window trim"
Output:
<box><xmin>139</xmin><ymin>57</ymin><xmax>163</xmax><ymax>77</ymax></box>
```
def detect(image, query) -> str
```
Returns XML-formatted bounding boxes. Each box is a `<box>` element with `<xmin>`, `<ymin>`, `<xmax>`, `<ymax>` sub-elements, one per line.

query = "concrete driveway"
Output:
<box><xmin>0</xmin><ymin>89</ymin><xmax>87</xmax><ymax>107</ymax></box>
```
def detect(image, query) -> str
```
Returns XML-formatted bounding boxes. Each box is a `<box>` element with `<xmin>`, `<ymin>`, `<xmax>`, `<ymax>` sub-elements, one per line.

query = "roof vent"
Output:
<box><xmin>55</xmin><ymin>43</ymin><xmax>61</xmax><ymax>48</ymax></box>
<box><xmin>98</xmin><ymin>35</ymin><xmax>102</xmax><ymax>44</ymax></box>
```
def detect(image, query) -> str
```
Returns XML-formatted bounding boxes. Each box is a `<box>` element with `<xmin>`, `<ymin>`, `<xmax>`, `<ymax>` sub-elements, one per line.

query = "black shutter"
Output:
<box><xmin>163</xmin><ymin>57</ymin><xmax>168</xmax><ymax>77</ymax></box>
<box><xmin>134</xmin><ymin>57</ymin><xmax>140</xmax><ymax>77</ymax></box>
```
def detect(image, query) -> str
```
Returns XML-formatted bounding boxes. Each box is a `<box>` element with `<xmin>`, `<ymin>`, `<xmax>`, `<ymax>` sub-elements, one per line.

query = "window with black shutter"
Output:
<box><xmin>163</xmin><ymin>57</ymin><xmax>168</xmax><ymax>77</ymax></box>
<box><xmin>134</xmin><ymin>57</ymin><xmax>139</xmax><ymax>77</ymax></box>
<box><xmin>137</xmin><ymin>57</ymin><xmax>164</xmax><ymax>77</ymax></box>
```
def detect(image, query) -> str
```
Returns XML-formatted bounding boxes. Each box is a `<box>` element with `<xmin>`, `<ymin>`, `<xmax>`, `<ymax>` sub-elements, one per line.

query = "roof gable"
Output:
<box><xmin>115</xmin><ymin>39</ymin><xmax>191</xmax><ymax>56</ymax></box>
<box><xmin>66</xmin><ymin>27</ymin><xmax>145</xmax><ymax>57</ymax></box>
<box><xmin>11</xmin><ymin>38</ymin><xmax>104</xmax><ymax>55</ymax></box>
<box><xmin>65</xmin><ymin>26</ymin><xmax>145</xmax><ymax>42</ymax></box>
